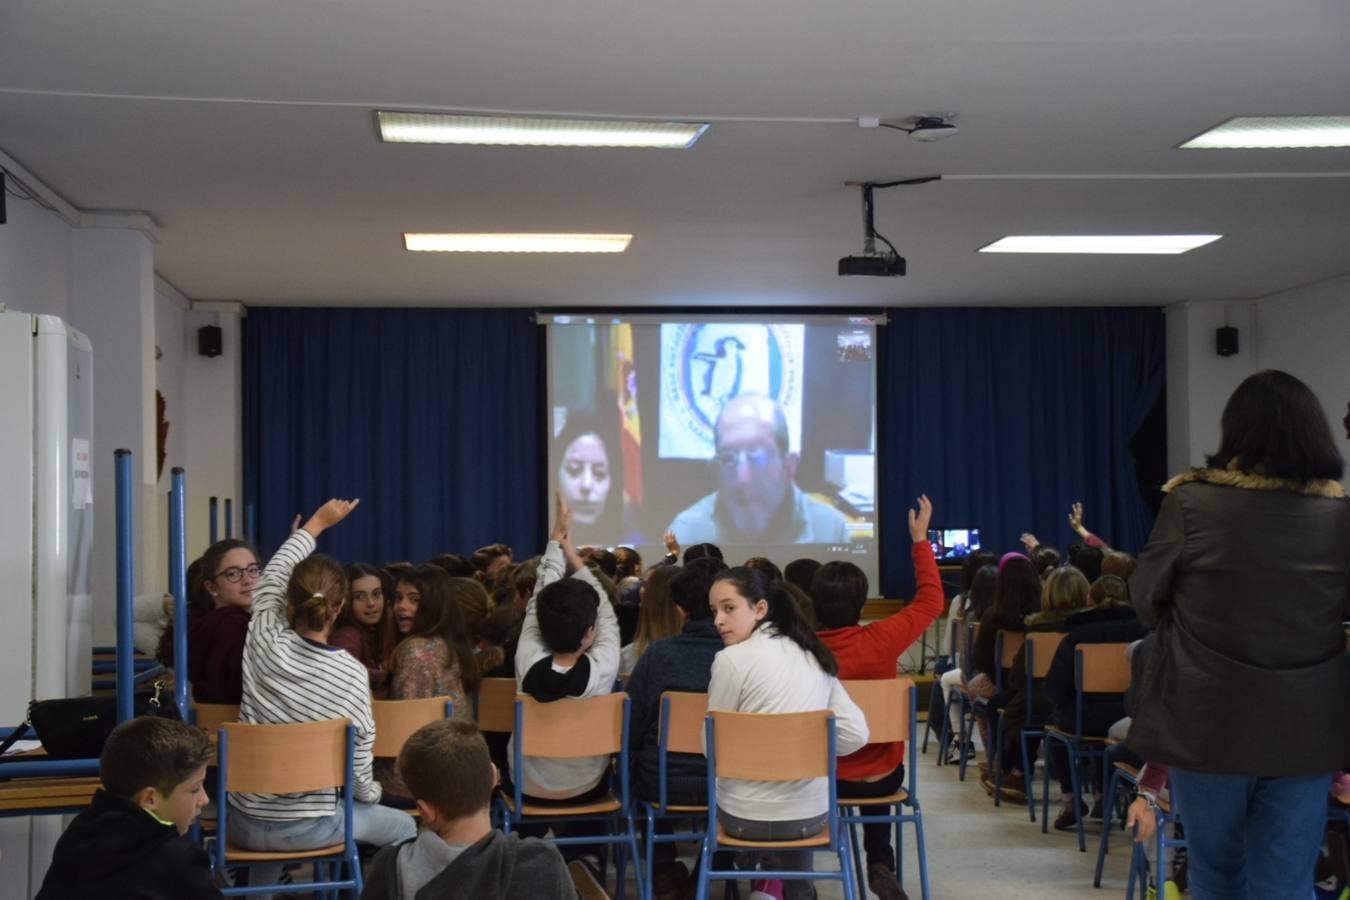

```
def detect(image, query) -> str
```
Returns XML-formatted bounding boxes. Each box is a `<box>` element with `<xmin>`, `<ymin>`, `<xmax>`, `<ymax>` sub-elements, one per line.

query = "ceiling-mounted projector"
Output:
<box><xmin>838</xmin><ymin>253</ymin><xmax>906</xmax><ymax>277</ymax></box>
<box><xmin>837</xmin><ymin>175</ymin><xmax>939</xmax><ymax>277</ymax></box>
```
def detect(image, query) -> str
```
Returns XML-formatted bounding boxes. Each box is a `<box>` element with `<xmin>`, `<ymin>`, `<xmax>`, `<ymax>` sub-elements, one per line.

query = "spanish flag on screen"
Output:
<box><xmin>613</xmin><ymin>324</ymin><xmax>643</xmax><ymax>507</ymax></box>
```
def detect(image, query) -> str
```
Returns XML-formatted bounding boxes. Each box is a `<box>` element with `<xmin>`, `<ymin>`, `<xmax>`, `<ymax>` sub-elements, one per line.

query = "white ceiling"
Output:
<box><xmin>2</xmin><ymin>0</ymin><xmax>1348</xmax><ymax>307</ymax></box>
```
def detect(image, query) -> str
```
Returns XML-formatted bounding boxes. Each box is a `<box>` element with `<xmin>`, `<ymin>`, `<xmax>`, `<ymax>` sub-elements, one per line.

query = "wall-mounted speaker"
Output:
<box><xmin>198</xmin><ymin>325</ymin><xmax>223</xmax><ymax>358</ymax></box>
<box><xmin>1216</xmin><ymin>326</ymin><xmax>1239</xmax><ymax>357</ymax></box>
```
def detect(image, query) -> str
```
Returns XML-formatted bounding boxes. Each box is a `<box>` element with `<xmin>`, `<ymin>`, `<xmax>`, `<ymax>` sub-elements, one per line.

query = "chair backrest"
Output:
<box><xmin>517</xmin><ymin>692</ymin><xmax>626</xmax><ymax>758</ymax></box>
<box><xmin>1025</xmin><ymin>632</ymin><xmax>1067</xmax><ymax>678</ymax></box>
<box><xmin>219</xmin><ymin>719</ymin><xmax>349</xmax><ymax>794</ymax></box>
<box><xmin>659</xmin><ymin>691</ymin><xmax>709</xmax><ymax>756</ymax></box>
<box><xmin>372</xmin><ymin>696</ymin><xmax>453</xmax><ymax>757</ymax></box>
<box><xmin>191</xmin><ymin>703</ymin><xmax>240</xmax><ymax>763</ymax></box>
<box><xmin>956</xmin><ymin>621</ymin><xmax>978</xmax><ymax>672</ymax></box>
<box><xmin>475</xmin><ymin>677</ymin><xmax>518</xmax><ymax>733</ymax></box>
<box><xmin>1076</xmin><ymin>643</ymin><xmax>1134</xmax><ymax>694</ymax></box>
<box><xmin>997</xmin><ymin>630</ymin><xmax>1026</xmax><ymax>670</ymax></box>
<box><xmin>708</xmin><ymin>709</ymin><xmax>830</xmax><ymax>781</ymax></box>
<box><xmin>840</xmin><ymin>678</ymin><xmax>913</xmax><ymax>745</ymax></box>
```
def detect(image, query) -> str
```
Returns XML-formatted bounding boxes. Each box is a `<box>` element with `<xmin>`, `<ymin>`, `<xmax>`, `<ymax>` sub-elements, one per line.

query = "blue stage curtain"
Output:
<box><xmin>876</xmin><ymin>307</ymin><xmax>1164</xmax><ymax>597</ymax></box>
<box><xmin>242</xmin><ymin>308</ymin><xmax>540</xmax><ymax>564</ymax></box>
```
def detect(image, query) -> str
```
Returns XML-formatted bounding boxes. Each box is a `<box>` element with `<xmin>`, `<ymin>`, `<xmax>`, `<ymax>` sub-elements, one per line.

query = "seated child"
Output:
<box><xmin>812</xmin><ymin>494</ymin><xmax>943</xmax><ymax>900</ymax></box>
<box><xmin>512</xmin><ymin>495</ymin><xmax>620</xmax><ymax>802</ymax></box>
<box><xmin>363</xmin><ymin>720</ymin><xmax>577</xmax><ymax>900</ymax></box>
<box><xmin>36</xmin><ymin>716</ymin><xmax>220</xmax><ymax>899</ymax></box>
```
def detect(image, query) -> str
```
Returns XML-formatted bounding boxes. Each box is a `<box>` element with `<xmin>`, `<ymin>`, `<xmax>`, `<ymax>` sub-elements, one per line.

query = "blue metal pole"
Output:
<box><xmin>224</xmin><ymin>497</ymin><xmax>233</xmax><ymax>539</ymax></box>
<box><xmin>114</xmin><ymin>449</ymin><xmax>135</xmax><ymax>723</ymax></box>
<box><xmin>208</xmin><ymin>496</ymin><xmax>218</xmax><ymax>544</ymax></box>
<box><xmin>245</xmin><ymin>502</ymin><xmax>256</xmax><ymax>545</ymax></box>
<box><xmin>170</xmin><ymin>468</ymin><xmax>189</xmax><ymax>719</ymax></box>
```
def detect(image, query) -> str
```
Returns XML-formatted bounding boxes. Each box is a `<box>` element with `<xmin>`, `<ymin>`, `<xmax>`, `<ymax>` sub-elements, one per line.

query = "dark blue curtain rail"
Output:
<box><xmin>243</xmin><ymin>306</ymin><xmax>1163</xmax><ymax>597</ymax></box>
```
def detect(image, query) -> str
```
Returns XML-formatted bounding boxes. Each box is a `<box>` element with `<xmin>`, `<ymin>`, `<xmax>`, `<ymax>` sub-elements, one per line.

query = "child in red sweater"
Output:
<box><xmin>813</xmin><ymin>495</ymin><xmax>943</xmax><ymax>900</ymax></box>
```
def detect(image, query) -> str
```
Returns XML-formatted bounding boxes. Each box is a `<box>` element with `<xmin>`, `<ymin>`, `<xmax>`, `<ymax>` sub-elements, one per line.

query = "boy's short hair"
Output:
<box><xmin>535</xmin><ymin>579</ymin><xmax>599</xmax><ymax>652</ymax></box>
<box><xmin>682</xmin><ymin>543</ymin><xmax>723</xmax><ymax>564</ymax></box>
<box><xmin>100</xmin><ymin>717</ymin><xmax>213</xmax><ymax>800</ymax></box>
<box><xmin>398</xmin><ymin>720</ymin><xmax>494</xmax><ymax>820</ymax></box>
<box><xmin>810</xmin><ymin>560</ymin><xmax>869</xmax><ymax>629</ymax></box>
<box><xmin>669</xmin><ymin>558</ymin><xmax>726</xmax><ymax>621</ymax></box>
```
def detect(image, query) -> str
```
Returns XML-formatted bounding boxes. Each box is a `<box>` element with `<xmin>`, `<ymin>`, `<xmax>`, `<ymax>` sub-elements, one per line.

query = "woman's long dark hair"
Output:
<box><xmin>965</xmin><ymin>564</ymin><xmax>998</xmax><ymax>622</ymax></box>
<box><xmin>1208</xmin><ymin>370</ymin><xmax>1344</xmax><ymax>482</ymax></box>
<box><xmin>339</xmin><ymin>562</ymin><xmax>398</xmax><ymax>666</ymax></box>
<box><xmin>395</xmin><ymin>565</ymin><xmax>481</xmax><ymax>693</ymax></box>
<box><xmin>991</xmin><ymin>555</ymin><xmax>1042</xmax><ymax>622</ymax></box>
<box><xmin>714</xmin><ymin>566</ymin><xmax>837</xmax><ymax>676</ymax></box>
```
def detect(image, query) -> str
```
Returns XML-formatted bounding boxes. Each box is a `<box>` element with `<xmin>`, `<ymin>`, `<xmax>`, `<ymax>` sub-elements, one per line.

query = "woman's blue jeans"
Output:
<box><xmin>1169</xmin><ymin>768</ymin><xmax>1332</xmax><ymax>900</ymax></box>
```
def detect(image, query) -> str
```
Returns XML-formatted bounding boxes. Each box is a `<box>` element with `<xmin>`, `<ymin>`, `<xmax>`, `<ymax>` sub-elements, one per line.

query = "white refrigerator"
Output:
<box><xmin>0</xmin><ymin>309</ymin><xmax>94</xmax><ymax>897</ymax></box>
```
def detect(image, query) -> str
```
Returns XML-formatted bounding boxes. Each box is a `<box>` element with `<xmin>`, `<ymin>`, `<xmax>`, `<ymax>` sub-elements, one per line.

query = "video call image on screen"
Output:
<box><xmin>928</xmin><ymin>528</ymin><xmax>981</xmax><ymax>560</ymax></box>
<box><xmin>545</xmin><ymin>315</ymin><xmax>880</xmax><ymax>586</ymax></box>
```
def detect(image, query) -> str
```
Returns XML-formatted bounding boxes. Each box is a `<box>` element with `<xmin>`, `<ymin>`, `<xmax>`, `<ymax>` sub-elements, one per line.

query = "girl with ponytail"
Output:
<box><xmin>232</xmin><ymin>499</ymin><xmax>415</xmax><ymax>875</ymax></box>
<box><xmin>704</xmin><ymin>566</ymin><xmax>869</xmax><ymax>899</ymax></box>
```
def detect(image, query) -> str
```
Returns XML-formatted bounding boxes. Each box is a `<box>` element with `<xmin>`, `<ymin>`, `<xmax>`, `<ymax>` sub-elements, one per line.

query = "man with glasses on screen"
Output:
<box><xmin>667</xmin><ymin>394</ymin><xmax>850</xmax><ymax>546</ymax></box>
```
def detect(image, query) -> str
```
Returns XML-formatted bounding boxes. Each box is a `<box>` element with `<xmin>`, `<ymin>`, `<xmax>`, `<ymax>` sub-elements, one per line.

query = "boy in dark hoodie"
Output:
<box><xmin>36</xmin><ymin>716</ymin><xmax>220</xmax><ymax>900</ymax></box>
<box><xmin>363</xmin><ymin>719</ymin><xmax>577</xmax><ymax>900</ymax></box>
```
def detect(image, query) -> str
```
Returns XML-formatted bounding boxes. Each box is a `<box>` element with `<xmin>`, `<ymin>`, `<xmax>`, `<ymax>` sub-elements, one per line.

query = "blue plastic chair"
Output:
<box><xmin>213</xmin><ymin>719</ymin><xmax>362</xmax><ymax>897</ymax></box>
<box><xmin>1015</xmin><ymin>632</ymin><xmax>1068</xmax><ymax>823</ymax></box>
<box><xmin>696</xmin><ymin>709</ymin><xmax>858</xmax><ymax>900</ymax></box>
<box><xmin>837</xmin><ymin>678</ymin><xmax>931</xmax><ymax>900</ymax></box>
<box><xmin>1093</xmin><ymin>742</ymin><xmax>1140</xmax><ymax>887</ymax></box>
<box><xmin>1126</xmin><ymin>786</ymin><xmax>1184</xmax><ymax>899</ymax></box>
<box><xmin>936</xmin><ymin>622</ymin><xmax>978</xmax><ymax>775</ymax></box>
<box><xmin>1041</xmin><ymin>643</ymin><xmax>1133</xmax><ymax>850</ymax></box>
<box><xmin>971</xmin><ymin>628</ymin><xmax>1026</xmax><ymax>799</ymax></box>
<box><xmin>636</xmin><ymin>692</ymin><xmax>710</xmax><ymax>900</ymax></box>
<box><xmin>920</xmin><ymin>618</ymin><xmax>960</xmax><ymax>756</ymax></box>
<box><xmin>499</xmin><ymin>692</ymin><xmax>645</xmax><ymax>900</ymax></box>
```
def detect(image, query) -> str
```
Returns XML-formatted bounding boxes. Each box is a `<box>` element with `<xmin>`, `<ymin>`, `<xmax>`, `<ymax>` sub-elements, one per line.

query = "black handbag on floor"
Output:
<box><xmin>0</xmin><ymin>679</ymin><xmax>180</xmax><ymax>761</ymax></box>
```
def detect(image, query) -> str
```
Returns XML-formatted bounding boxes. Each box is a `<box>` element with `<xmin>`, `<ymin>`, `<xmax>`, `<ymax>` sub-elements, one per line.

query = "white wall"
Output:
<box><xmin>1256</xmin><ymin>274</ymin><xmax>1350</xmax><ymax>469</ymax></box>
<box><xmin>183</xmin><ymin>303</ymin><xmax>245</xmax><ymax>560</ymax></box>
<box><xmin>0</xmin><ymin>194</ymin><xmax>72</xmax><ymax>320</ymax></box>
<box><xmin>1165</xmin><ymin>274</ymin><xmax>1350</xmax><ymax>481</ymax></box>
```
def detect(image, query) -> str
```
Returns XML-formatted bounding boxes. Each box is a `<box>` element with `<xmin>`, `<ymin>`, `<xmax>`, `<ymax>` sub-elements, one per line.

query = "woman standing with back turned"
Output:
<box><xmin>1128</xmin><ymin>370</ymin><xmax>1350</xmax><ymax>900</ymax></box>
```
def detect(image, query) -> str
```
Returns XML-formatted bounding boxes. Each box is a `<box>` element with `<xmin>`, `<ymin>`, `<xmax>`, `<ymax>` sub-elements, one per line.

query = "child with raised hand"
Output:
<box><xmin>511</xmin><ymin>492</ymin><xmax>622</xmax><ymax>872</ymax></box>
<box><xmin>363</xmin><ymin>719</ymin><xmax>578</xmax><ymax>900</ymax></box>
<box><xmin>231</xmin><ymin>499</ymin><xmax>416</xmax><ymax>869</ymax></box>
<box><xmin>813</xmin><ymin>494</ymin><xmax>943</xmax><ymax>900</ymax></box>
<box><xmin>37</xmin><ymin>717</ymin><xmax>220</xmax><ymax>900</ymax></box>
<box><xmin>706</xmin><ymin>565</ymin><xmax>870</xmax><ymax>900</ymax></box>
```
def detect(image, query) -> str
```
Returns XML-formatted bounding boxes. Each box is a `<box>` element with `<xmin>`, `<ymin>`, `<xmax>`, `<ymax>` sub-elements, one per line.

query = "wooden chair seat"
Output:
<box><xmin>501</xmin><ymin>792</ymin><xmax>622</xmax><ymax>817</ymax></box>
<box><xmin>225</xmin><ymin>841</ymin><xmax>346</xmax><ymax>861</ymax></box>
<box><xmin>1112</xmin><ymin>761</ymin><xmax>1141</xmax><ymax>779</ymax></box>
<box><xmin>0</xmin><ymin>776</ymin><xmax>101</xmax><ymax>811</ymax></box>
<box><xmin>1044</xmin><ymin>725</ymin><xmax>1110</xmax><ymax>743</ymax></box>
<box><xmin>715</xmin><ymin>822</ymin><xmax>832</xmax><ymax>849</ymax></box>
<box><xmin>840</xmin><ymin>788</ymin><xmax>910</xmax><ymax>807</ymax></box>
<box><xmin>661</xmin><ymin>802</ymin><xmax>707</xmax><ymax>813</ymax></box>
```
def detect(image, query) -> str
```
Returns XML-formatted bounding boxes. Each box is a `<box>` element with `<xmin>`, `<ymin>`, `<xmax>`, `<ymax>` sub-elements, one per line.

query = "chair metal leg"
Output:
<box><xmin>991</xmin><ymin>713</ymin><xmax>1005</xmax><ymax>807</ymax></box>
<box><xmin>1094</xmin><ymin>766</ymin><xmax>1122</xmax><ymax>887</ymax></box>
<box><xmin>848</xmin><ymin>816</ymin><xmax>866</xmax><ymax>899</ymax></box>
<box><xmin>913</xmin><ymin>807</ymin><xmax>932</xmax><ymax>900</ymax></box>
<box><xmin>1020</xmin><ymin>730</ymin><xmax>1038</xmax><ymax>822</ymax></box>
<box><xmin>839</xmin><ymin>822</ymin><xmax>859</xmax><ymax>900</ymax></box>
<box><xmin>956</xmin><ymin>698</ymin><xmax>972</xmax><ymax>781</ymax></box>
<box><xmin>1041</xmin><ymin>738</ymin><xmax>1054</xmax><ymax>834</ymax></box>
<box><xmin>1067</xmin><ymin>742</ymin><xmax>1087</xmax><ymax>851</ymax></box>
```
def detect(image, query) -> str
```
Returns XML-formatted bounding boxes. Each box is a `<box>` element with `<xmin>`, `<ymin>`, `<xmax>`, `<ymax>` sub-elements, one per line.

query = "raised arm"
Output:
<box><xmin>1069</xmin><ymin>501</ymin><xmax>1112</xmax><ymax>551</ymax></box>
<box><xmin>250</xmin><ymin>498</ymin><xmax>360</xmax><ymax>634</ymax></box>
<box><xmin>515</xmin><ymin>493</ymin><xmax>571</xmax><ymax>681</ymax></box>
<box><xmin>861</xmin><ymin>495</ymin><xmax>944</xmax><ymax>655</ymax></box>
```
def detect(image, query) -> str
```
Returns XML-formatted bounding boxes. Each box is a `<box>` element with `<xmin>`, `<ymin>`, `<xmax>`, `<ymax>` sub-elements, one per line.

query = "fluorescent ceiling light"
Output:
<box><xmin>378</xmin><ymin>111</ymin><xmax>708</xmax><ymax>148</ymax></box>
<box><xmin>403</xmin><ymin>233</ymin><xmax>633</xmax><ymax>253</ymax></box>
<box><xmin>1180</xmin><ymin>116</ymin><xmax>1350</xmax><ymax>149</ymax></box>
<box><xmin>979</xmin><ymin>235</ymin><xmax>1222</xmax><ymax>255</ymax></box>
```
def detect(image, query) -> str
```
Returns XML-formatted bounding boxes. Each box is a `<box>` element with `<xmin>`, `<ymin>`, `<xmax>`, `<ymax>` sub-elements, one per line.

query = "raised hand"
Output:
<box><xmin>1020</xmin><ymin>532</ymin><xmax>1040</xmax><ymax>553</ymax></box>
<box><xmin>549</xmin><ymin>491</ymin><xmax>572</xmax><ymax>543</ymax></box>
<box><xmin>1068</xmin><ymin>501</ymin><xmax>1089</xmax><ymax>536</ymax></box>
<box><xmin>663</xmin><ymin>530</ymin><xmax>681</xmax><ymax>557</ymax></box>
<box><xmin>907</xmin><ymin>494</ymin><xmax>933</xmax><ymax>542</ymax></box>
<box><xmin>302</xmin><ymin>498</ymin><xmax>360</xmax><ymax>538</ymax></box>
<box><xmin>289</xmin><ymin>514</ymin><xmax>303</xmax><ymax>535</ymax></box>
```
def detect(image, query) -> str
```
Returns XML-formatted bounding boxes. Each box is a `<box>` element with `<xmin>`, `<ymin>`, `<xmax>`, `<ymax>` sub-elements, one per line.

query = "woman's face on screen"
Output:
<box><xmin>558</xmin><ymin>433</ymin><xmax>611</xmax><ymax>526</ymax></box>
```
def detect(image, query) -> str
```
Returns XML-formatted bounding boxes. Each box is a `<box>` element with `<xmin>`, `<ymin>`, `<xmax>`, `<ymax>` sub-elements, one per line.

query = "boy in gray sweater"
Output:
<box><xmin>362</xmin><ymin>720</ymin><xmax>577</xmax><ymax>900</ymax></box>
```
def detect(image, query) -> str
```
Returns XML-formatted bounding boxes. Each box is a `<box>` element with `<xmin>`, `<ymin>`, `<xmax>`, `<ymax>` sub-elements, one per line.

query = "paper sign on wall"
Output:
<box><xmin>72</xmin><ymin>438</ymin><xmax>92</xmax><ymax>509</ymax></box>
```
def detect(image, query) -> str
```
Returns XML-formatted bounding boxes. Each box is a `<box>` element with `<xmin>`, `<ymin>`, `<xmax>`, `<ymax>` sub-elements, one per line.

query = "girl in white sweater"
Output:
<box><xmin>706</xmin><ymin>567</ymin><xmax>869</xmax><ymax>900</ymax></box>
